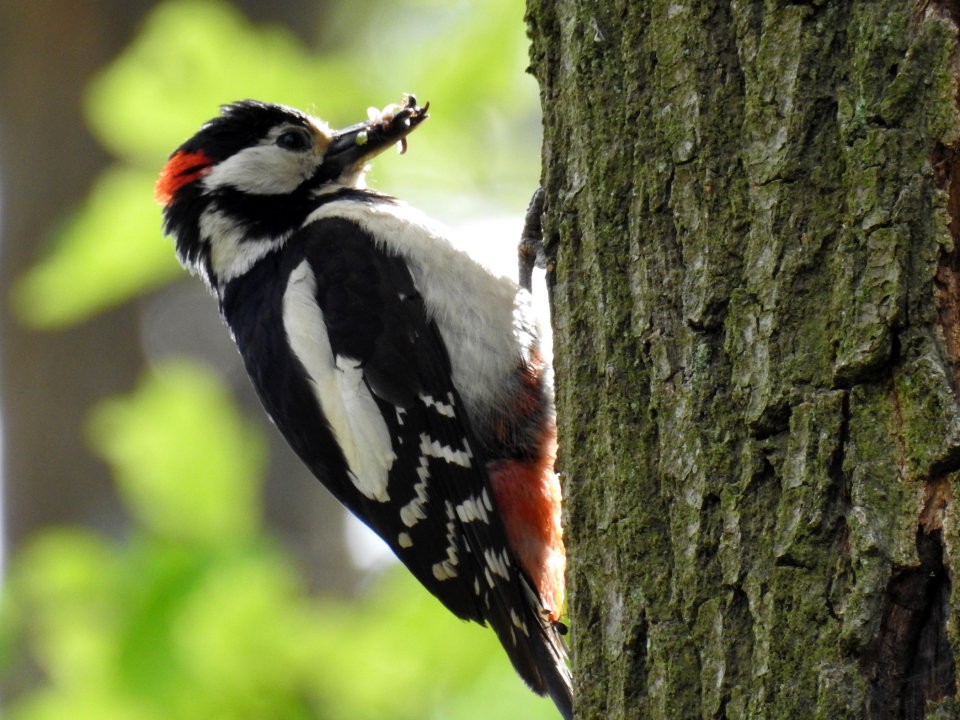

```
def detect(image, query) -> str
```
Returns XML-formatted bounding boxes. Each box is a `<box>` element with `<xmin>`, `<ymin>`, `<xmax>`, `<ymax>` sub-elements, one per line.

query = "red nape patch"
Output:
<box><xmin>155</xmin><ymin>150</ymin><xmax>214</xmax><ymax>206</ymax></box>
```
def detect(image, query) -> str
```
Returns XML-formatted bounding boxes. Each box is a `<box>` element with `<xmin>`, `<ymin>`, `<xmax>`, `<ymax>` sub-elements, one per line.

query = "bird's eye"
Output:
<box><xmin>276</xmin><ymin>128</ymin><xmax>312</xmax><ymax>152</ymax></box>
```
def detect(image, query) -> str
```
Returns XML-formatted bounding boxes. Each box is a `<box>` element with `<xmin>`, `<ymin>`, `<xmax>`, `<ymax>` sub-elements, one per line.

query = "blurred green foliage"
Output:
<box><xmin>2</xmin><ymin>362</ymin><xmax>558</xmax><ymax>719</ymax></box>
<box><xmin>5</xmin><ymin>0</ymin><xmax>554</xmax><ymax>716</ymax></box>
<box><xmin>12</xmin><ymin>0</ymin><xmax>539</xmax><ymax>328</ymax></box>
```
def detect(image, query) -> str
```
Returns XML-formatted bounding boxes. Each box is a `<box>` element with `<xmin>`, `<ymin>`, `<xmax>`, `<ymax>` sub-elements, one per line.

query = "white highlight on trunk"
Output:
<box><xmin>282</xmin><ymin>260</ymin><xmax>395</xmax><ymax>501</ymax></box>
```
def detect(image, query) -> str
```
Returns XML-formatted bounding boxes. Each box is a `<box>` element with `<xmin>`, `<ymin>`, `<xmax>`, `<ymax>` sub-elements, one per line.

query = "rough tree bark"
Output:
<box><xmin>527</xmin><ymin>1</ymin><xmax>960</xmax><ymax>718</ymax></box>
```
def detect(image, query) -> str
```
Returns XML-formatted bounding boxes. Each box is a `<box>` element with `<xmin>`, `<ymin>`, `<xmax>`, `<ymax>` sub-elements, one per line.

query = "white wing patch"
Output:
<box><xmin>510</xmin><ymin>609</ymin><xmax>530</xmax><ymax>637</ymax></box>
<box><xmin>419</xmin><ymin>433</ymin><xmax>473</xmax><ymax>468</ymax></box>
<box><xmin>456</xmin><ymin>495</ymin><xmax>490</xmax><ymax>524</ymax></box>
<box><xmin>399</xmin><ymin>457</ymin><xmax>430</xmax><ymax>527</ymax></box>
<box><xmin>420</xmin><ymin>393</ymin><xmax>456</xmax><ymax>418</ymax></box>
<box><xmin>431</xmin><ymin>518</ymin><xmax>461</xmax><ymax>582</ymax></box>
<box><xmin>484</xmin><ymin>548</ymin><xmax>511</xmax><ymax>580</ymax></box>
<box><xmin>282</xmin><ymin>260</ymin><xmax>396</xmax><ymax>502</ymax></box>
<box><xmin>433</xmin><ymin>562</ymin><xmax>458</xmax><ymax>580</ymax></box>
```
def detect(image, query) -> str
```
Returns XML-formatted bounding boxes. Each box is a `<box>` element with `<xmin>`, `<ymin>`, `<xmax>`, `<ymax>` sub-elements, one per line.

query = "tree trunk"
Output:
<box><xmin>527</xmin><ymin>1</ymin><xmax>960</xmax><ymax>717</ymax></box>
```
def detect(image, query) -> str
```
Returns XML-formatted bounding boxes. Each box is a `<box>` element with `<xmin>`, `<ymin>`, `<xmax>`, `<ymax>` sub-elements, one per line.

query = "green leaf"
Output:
<box><xmin>8</xmin><ymin>529</ymin><xmax>122</xmax><ymax>692</ymax></box>
<box><xmin>84</xmin><ymin>0</ymin><xmax>365</xmax><ymax>169</ymax></box>
<box><xmin>10</xmin><ymin>166</ymin><xmax>180</xmax><ymax>329</ymax></box>
<box><xmin>85</xmin><ymin>360</ymin><xmax>265</xmax><ymax>544</ymax></box>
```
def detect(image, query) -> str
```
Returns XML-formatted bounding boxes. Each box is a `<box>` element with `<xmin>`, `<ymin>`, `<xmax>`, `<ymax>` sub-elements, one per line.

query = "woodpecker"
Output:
<box><xmin>156</xmin><ymin>97</ymin><xmax>571</xmax><ymax>717</ymax></box>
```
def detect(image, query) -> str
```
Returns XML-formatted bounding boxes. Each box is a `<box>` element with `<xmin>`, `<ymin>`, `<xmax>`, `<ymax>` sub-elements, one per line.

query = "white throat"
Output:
<box><xmin>199</xmin><ymin>206</ymin><xmax>289</xmax><ymax>285</ymax></box>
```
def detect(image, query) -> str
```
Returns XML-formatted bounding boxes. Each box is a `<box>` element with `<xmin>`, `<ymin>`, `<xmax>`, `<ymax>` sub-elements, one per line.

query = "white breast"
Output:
<box><xmin>302</xmin><ymin>200</ymin><xmax>534</xmax><ymax>433</ymax></box>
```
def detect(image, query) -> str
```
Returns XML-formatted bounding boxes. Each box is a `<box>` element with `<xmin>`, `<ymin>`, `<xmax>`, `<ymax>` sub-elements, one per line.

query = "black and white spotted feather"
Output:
<box><xmin>219</xmin><ymin>209</ymin><xmax>568</xmax><ymax>711</ymax></box>
<box><xmin>158</xmin><ymin>100</ymin><xmax>571</xmax><ymax>719</ymax></box>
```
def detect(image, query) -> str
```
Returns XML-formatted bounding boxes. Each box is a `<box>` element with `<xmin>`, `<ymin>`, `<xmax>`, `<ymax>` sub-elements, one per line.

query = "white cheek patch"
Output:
<box><xmin>282</xmin><ymin>260</ymin><xmax>396</xmax><ymax>502</ymax></box>
<box><xmin>202</xmin><ymin>144</ymin><xmax>321</xmax><ymax>195</ymax></box>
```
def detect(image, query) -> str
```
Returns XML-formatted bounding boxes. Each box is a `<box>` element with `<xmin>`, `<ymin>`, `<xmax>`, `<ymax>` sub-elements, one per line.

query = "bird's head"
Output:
<box><xmin>156</xmin><ymin>97</ymin><xmax>428</xmax><ymax>288</ymax></box>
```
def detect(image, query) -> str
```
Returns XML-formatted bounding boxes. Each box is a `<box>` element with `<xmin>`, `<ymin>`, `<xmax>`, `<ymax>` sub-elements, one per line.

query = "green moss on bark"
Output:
<box><xmin>527</xmin><ymin>0</ymin><xmax>960</xmax><ymax>717</ymax></box>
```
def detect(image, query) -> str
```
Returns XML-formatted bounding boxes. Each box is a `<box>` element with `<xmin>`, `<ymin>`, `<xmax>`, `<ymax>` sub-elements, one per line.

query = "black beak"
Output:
<box><xmin>324</xmin><ymin>95</ymin><xmax>430</xmax><ymax>177</ymax></box>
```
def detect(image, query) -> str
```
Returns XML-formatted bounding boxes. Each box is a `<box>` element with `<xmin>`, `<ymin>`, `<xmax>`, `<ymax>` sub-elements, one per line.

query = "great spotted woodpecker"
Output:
<box><xmin>156</xmin><ymin>97</ymin><xmax>571</xmax><ymax>717</ymax></box>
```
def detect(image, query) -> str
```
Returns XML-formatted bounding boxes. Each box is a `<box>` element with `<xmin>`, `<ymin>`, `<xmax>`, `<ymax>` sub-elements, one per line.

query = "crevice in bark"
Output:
<box><xmin>774</xmin><ymin>555</ymin><xmax>811</xmax><ymax>569</ymax></box>
<box><xmin>919</xmin><ymin>476</ymin><xmax>953</xmax><ymax>533</ymax></box>
<box><xmin>721</xmin><ymin>587</ymin><xmax>752</xmax><ymax>712</ymax></box>
<box><xmin>929</xmin><ymin>449</ymin><xmax>960</xmax><ymax>481</ymax></box>
<box><xmin>890</xmin><ymin>365</ymin><xmax>909</xmax><ymax>479</ymax></box>
<box><xmin>749</xmin><ymin>403</ymin><xmax>792</xmax><ymax>440</ymax></box>
<box><xmin>699</xmin><ymin>494</ymin><xmax>722</xmax><ymax>566</ymax></box>
<box><xmin>933</xmin><ymin>140</ymin><xmax>960</xmax><ymax>392</ymax></box>
<box><xmin>686</xmin><ymin>302</ymin><xmax>730</xmax><ymax>333</ymax></box>
<box><xmin>696</xmin><ymin>493</ymin><xmax>724</xmax><ymax>598</ymax></box>
<box><xmin>826</xmin><ymin>389</ymin><xmax>852</xmax><ymax>530</ymax></box>
<box><xmin>623</xmin><ymin>610</ymin><xmax>649</xmax><ymax>707</ymax></box>
<box><xmin>860</xmin><ymin>528</ymin><xmax>956</xmax><ymax>720</ymax></box>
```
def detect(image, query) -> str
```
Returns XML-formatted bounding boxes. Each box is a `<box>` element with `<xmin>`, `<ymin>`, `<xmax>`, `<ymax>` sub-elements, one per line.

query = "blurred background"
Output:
<box><xmin>0</xmin><ymin>0</ymin><xmax>554</xmax><ymax>717</ymax></box>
